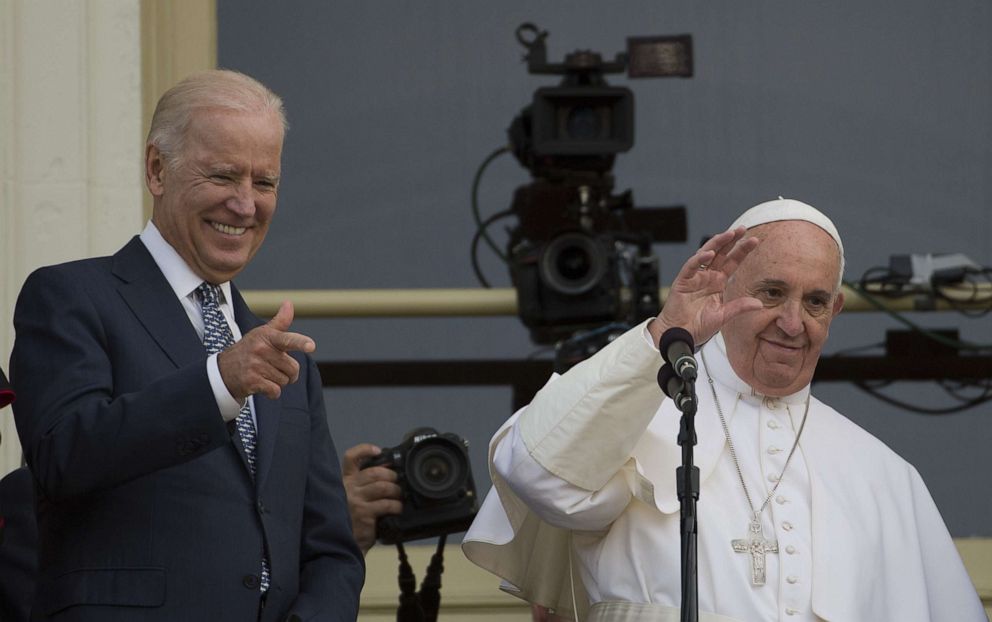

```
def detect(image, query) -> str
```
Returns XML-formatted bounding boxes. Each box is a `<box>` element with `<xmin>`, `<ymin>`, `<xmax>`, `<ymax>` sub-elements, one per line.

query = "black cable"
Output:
<box><xmin>857</xmin><ymin>264</ymin><xmax>992</xmax><ymax>318</ymax></box>
<box><xmin>932</xmin><ymin>267</ymin><xmax>992</xmax><ymax>318</ymax></box>
<box><xmin>825</xmin><ymin>336</ymin><xmax>992</xmax><ymax>413</ymax></box>
<box><xmin>853</xmin><ymin>380</ymin><xmax>992</xmax><ymax>415</ymax></box>
<box><xmin>937</xmin><ymin>376</ymin><xmax>992</xmax><ymax>403</ymax></box>
<box><xmin>470</xmin><ymin>209</ymin><xmax>514</xmax><ymax>288</ymax></box>
<box><xmin>823</xmin><ymin>275</ymin><xmax>992</xmax><ymax>413</ymax></box>
<box><xmin>858</xmin><ymin>266</ymin><xmax>907</xmax><ymax>298</ymax></box>
<box><xmin>845</xmin><ymin>280</ymin><xmax>992</xmax><ymax>352</ymax></box>
<box><xmin>471</xmin><ymin>145</ymin><xmax>512</xmax><ymax>263</ymax></box>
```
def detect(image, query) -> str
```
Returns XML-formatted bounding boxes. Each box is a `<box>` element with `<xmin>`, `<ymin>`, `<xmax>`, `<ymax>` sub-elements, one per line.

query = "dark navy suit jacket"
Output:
<box><xmin>0</xmin><ymin>467</ymin><xmax>36</xmax><ymax>622</ymax></box>
<box><xmin>10</xmin><ymin>237</ymin><xmax>364</xmax><ymax>621</ymax></box>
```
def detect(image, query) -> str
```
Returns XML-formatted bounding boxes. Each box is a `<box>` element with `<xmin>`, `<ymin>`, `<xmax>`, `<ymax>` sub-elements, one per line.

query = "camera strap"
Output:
<box><xmin>394</xmin><ymin>535</ymin><xmax>447</xmax><ymax>622</ymax></box>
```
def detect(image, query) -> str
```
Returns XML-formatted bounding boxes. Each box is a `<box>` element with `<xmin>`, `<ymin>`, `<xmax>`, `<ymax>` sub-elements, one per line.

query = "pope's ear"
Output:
<box><xmin>832</xmin><ymin>291</ymin><xmax>845</xmax><ymax>317</ymax></box>
<box><xmin>145</xmin><ymin>145</ymin><xmax>166</xmax><ymax>197</ymax></box>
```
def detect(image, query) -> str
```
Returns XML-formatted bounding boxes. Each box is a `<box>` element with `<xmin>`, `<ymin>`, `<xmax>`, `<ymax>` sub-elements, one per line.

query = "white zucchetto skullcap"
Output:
<box><xmin>730</xmin><ymin>197</ymin><xmax>844</xmax><ymax>261</ymax></box>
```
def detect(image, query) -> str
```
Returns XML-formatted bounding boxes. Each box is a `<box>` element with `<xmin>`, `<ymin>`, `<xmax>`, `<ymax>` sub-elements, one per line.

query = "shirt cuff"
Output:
<box><xmin>207</xmin><ymin>353</ymin><xmax>244</xmax><ymax>422</ymax></box>
<box><xmin>642</xmin><ymin>320</ymin><xmax>661</xmax><ymax>350</ymax></box>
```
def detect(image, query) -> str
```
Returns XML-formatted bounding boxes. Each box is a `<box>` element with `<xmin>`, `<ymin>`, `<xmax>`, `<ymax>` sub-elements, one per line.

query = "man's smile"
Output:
<box><xmin>208</xmin><ymin>221</ymin><xmax>248</xmax><ymax>236</ymax></box>
<box><xmin>759</xmin><ymin>337</ymin><xmax>805</xmax><ymax>355</ymax></box>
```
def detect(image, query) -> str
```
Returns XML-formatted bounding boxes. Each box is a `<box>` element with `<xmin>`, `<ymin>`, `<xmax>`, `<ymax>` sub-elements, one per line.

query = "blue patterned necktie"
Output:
<box><xmin>195</xmin><ymin>282</ymin><xmax>270</xmax><ymax>593</ymax></box>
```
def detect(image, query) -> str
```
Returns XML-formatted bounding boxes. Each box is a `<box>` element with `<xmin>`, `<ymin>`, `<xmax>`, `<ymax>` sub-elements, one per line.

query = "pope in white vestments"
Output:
<box><xmin>463</xmin><ymin>199</ymin><xmax>986</xmax><ymax>622</ymax></box>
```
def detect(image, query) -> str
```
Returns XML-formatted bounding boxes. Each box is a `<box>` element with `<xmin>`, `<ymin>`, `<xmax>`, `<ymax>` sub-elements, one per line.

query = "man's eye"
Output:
<box><xmin>806</xmin><ymin>297</ymin><xmax>829</xmax><ymax>311</ymax></box>
<box><xmin>761</xmin><ymin>288</ymin><xmax>783</xmax><ymax>300</ymax></box>
<box><xmin>211</xmin><ymin>174</ymin><xmax>233</xmax><ymax>182</ymax></box>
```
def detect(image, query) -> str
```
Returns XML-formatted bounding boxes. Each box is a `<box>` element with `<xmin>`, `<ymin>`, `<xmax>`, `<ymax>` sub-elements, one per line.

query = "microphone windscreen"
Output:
<box><xmin>656</xmin><ymin>364</ymin><xmax>683</xmax><ymax>400</ymax></box>
<box><xmin>659</xmin><ymin>327</ymin><xmax>695</xmax><ymax>365</ymax></box>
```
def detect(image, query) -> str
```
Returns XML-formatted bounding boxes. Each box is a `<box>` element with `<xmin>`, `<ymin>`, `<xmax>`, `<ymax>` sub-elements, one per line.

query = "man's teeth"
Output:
<box><xmin>211</xmin><ymin>222</ymin><xmax>246</xmax><ymax>235</ymax></box>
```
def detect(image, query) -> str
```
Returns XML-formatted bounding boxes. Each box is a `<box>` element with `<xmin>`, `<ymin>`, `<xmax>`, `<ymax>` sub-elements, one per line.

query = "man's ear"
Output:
<box><xmin>145</xmin><ymin>144</ymin><xmax>166</xmax><ymax>197</ymax></box>
<box><xmin>832</xmin><ymin>291</ymin><xmax>845</xmax><ymax>317</ymax></box>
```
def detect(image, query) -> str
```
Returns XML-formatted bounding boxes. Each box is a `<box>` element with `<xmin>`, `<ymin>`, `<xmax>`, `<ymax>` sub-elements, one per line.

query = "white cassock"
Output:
<box><xmin>463</xmin><ymin>320</ymin><xmax>986</xmax><ymax>622</ymax></box>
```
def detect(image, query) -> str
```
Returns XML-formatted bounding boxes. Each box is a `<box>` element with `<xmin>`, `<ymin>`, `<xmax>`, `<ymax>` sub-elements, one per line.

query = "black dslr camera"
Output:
<box><xmin>361</xmin><ymin>428</ymin><xmax>478</xmax><ymax>544</ymax></box>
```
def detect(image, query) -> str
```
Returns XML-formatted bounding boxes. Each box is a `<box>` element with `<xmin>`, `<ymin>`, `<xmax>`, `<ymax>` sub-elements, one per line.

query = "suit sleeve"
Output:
<box><xmin>9</xmin><ymin>266</ymin><xmax>230</xmax><ymax>501</ymax></box>
<box><xmin>285</xmin><ymin>356</ymin><xmax>365</xmax><ymax>620</ymax></box>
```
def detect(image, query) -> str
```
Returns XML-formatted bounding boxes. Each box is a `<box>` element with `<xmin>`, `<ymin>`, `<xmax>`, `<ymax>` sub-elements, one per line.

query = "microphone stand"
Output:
<box><xmin>676</xmin><ymin>378</ymin><xmax>699</xmax><ymax>622</ymax></box>
<box><xmin>658</xmin><ymin>327</ymin><xmax>702</xmax><ymax>622</ymax></box>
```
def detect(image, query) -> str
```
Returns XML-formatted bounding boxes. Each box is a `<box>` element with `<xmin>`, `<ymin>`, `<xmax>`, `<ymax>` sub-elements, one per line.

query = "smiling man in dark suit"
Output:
<box><xmin>9</xmin><ymin>70</ymin><xmax>363</xmax><ymax>621</ymax></box>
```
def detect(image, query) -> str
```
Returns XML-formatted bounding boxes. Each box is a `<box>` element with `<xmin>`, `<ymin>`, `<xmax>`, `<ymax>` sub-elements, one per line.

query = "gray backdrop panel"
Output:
<box><xmin>218</xmin><ymin>0</ymin><xmax>992</xmax><ymax>537</ymax></box>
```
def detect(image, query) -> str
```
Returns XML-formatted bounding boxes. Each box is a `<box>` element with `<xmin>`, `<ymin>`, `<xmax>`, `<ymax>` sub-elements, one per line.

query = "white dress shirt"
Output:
<box><xmin>139</xmin><ymin>221</ymin><xmax>255</xmax><ymax>428</ymax></box>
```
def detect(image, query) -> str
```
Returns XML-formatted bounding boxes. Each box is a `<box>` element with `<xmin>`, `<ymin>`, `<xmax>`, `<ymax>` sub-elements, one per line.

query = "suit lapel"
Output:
<box><xmin>113</xmin><ymin>237</ymin><xmax>205</xmax><ymax>369</ymax></box>
<box><xmin>114</xmin><ymin>238</ymin><xmax>256</xmax><ymax>482</ymax></box>
<box><xmin>231</xmin><ymin>285</ymin><xmax>281</xmax><ymax>491</ymax></box>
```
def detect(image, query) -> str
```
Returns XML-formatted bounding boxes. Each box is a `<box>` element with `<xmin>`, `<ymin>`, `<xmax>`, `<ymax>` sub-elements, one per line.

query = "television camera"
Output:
<box><xmin>505</xmin><ymin>23</ymin><xmax>693</xmax><ymax>346</ymax></box>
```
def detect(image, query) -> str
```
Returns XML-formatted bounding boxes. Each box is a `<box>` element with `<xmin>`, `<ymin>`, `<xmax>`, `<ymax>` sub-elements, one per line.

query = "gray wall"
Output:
<box><xmin>218</xmin><ymin>1</ymin><xmax>992</xmax><ymax>537</ymax></box>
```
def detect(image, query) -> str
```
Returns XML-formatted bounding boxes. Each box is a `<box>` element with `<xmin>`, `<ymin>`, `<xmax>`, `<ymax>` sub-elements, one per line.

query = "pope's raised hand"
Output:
<box><xmin>648</xmin><ymin>227</ymin><xmax>762</xmax><ymax>348</ymax></box>
<box><xmin>217</xmin><ymin>300</ymin><xmax>315</xmax><ymax>401</ymax></box>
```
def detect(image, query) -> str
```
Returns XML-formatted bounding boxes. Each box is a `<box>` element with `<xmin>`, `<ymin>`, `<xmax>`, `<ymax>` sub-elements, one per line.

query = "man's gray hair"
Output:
<box><xmin>147</xmin><ymin>69</ymin><xmax>287</xmax><ymax>169</ymax></box>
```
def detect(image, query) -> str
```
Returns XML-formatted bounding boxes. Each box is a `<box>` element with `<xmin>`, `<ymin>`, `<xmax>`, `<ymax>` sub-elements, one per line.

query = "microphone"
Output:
<box><xmin>659</xmin><ymin>327</ymin><xmax>698</xmax><ymax>382</ymax></box>
<box><xmin>657</xmin><ymin>364</ymin><xmax>696</xmax><ymax>413</ymax></box>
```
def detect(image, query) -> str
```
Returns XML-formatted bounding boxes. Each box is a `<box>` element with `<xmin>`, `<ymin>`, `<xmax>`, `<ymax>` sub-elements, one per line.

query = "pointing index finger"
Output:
<box><xmin>273</xmin><ymin>331</ymin><xmax>316</xmax><ymax>353</ymax></box>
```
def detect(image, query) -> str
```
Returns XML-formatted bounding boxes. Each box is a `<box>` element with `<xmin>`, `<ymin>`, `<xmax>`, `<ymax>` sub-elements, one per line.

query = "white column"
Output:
<box><xmin>0</xmin><ymin>0</ymin><xmax>144</xmax><ymax>476</ymax></box>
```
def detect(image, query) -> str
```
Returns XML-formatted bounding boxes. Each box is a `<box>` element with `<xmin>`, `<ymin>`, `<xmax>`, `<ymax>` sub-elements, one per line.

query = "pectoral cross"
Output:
<box><xmin>732</xmin><ymin>519</ymin><xmax>778</xmax><ymax>586</ymax></box>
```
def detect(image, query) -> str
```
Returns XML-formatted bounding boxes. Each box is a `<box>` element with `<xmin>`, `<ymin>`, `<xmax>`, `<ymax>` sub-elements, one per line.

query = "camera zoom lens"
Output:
<box><xmin>540</xmin><ymin>233</ymin><xmax>607</xmax><ymax>295</ymax></box>
<box><xmin>422</xmin><ymin>455</ymin><xmax>450</xmax><ymax>484</ymax></box>
<box><xmin>407</xmin><ymin>442</ymin><xmax>468</xmax><ymax>500</ymax></box>
<box><xmin>556</xmin><ymin>246</ymin><xmax>592</xmax><ymax>281</ymax></box>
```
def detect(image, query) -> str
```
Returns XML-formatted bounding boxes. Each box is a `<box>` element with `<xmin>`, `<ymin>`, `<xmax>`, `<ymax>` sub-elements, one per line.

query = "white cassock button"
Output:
<box><xmin>786</xmin><ymin>545</ymin><xmax>797</xmax><ymax>554</ymax></box>
<box><xmin>776</xmin><ymin>495</ymin><xmax>787</xmax><ymax>504</ymax></box>
<box><xmin>787</xmin><ymin>575</ymin><xmax>799</xmax><ymax>584</ymax></box>
<box><xmin>767</xmin><ymin>473</ymin><xmax>780</xmax><ymax>483</ymax></box>
<box><xmin>763</xmin><ymin>397</ymin><xmax>780</xmax><ymax>409</ymax></box>
<box><xmin>767</xmin><ymin>446</ymin><xmax>782</xmax><ymax>455</ymax></box>
<box><xmin>782</xmin><ymin>521</ymin><xmax>794</xmax><ymax>531</ymax></box>
<box><xmin>786</xmin><ymin>608</ymin><xmax>799</xmax><ymax>616</ymax></box>
<box><xmin>767</xmin><ymin>420</ymin><xmax>780</xmax><ymax>429</ymax></box>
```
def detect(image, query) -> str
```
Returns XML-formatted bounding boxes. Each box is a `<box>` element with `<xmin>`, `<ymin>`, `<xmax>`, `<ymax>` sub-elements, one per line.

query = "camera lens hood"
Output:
<box><xmin>405</xmin><ymin>438</ymin><xmax>469</xmax><ymax>500</ymax></box>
